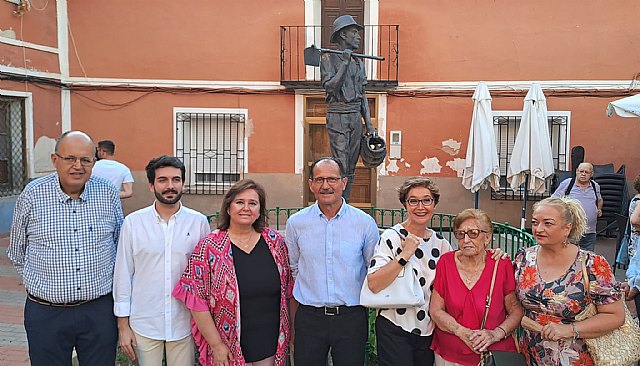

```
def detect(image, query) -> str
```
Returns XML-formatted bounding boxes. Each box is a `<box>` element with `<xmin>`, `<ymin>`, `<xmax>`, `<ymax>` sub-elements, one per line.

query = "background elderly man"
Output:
<box><xmin>8</xmin><ymin>130</ymin><xmax>123</xmax><ymax>365</ymax></box>
<box><xmin>551</xmin><ymin>162</ymin><xmax>603</xmax><ymax>251</ymax></box>
<box><xmin>321</xmin><ymin>15</ymin><xmax>376</xmax><ymax>202</ymax></box>
<box><xmin>286</xmin><ymin>157</ymin><xmax>379</xmax><ymax>366</ymax></box>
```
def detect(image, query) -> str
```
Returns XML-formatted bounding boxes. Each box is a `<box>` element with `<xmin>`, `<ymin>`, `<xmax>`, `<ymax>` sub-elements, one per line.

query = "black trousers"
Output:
<box><xmin>24</xmin><ymin>294</ymin><xmax>117</xmax><ymax>366</ymax></box>
<box><xmin>376</xmin><ymin>315</ymin><xmax>434</xmax><ymax>366</ymax></box>
<box><xmin>294</xmin><ymin>304</ymin><xmax>368</xmax><ymax>366</ymax></box>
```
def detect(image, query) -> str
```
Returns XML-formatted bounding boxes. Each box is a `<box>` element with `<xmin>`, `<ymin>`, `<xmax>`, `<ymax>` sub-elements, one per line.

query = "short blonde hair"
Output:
<box><xmin>453</xmin><ymin>208</ymin><xmax>493</xmax><ymax>233</ymax></box>
<box><xmin>533</xmin><ymin>197</ymin><xmax>587</xmax><ymax>244</ymax></box>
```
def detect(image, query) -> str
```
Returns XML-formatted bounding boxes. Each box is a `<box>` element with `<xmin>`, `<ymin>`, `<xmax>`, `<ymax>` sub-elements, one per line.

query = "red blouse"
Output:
<box><xmin>431</xmin><ymin>252</ymin><xmax>517</xmax><ymax>366</ymax></box>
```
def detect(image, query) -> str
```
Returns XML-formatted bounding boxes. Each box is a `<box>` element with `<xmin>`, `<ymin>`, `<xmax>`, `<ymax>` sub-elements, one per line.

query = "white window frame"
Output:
<box><xmin>0</xmin><ymin>89</ymin><xmax>34</xmax><ymax>180</ymax></box>
<box><xmin>304</xmin><ymin>0</ymin><xmax>380</xmax><ymax>80</ymax></box>
<box><xmin>173</xmin><ymin>107</ymin><xmax>249</xmax><ymax>192</ymax></box>
<box><xmin>492</xmin><ymin>110</ymin><xmax>571</xmax><ymax>196</ymax></box>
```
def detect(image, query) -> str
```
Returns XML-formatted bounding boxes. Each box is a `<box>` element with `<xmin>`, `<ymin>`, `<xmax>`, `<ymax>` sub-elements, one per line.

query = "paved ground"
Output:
<box><xmin>0</xmin><ymin>233</ymin><xmax>633</xmax><ymax>365</ymax></box>
<box><xmin>0</xmin><ymin>232</ymin><xmax>28</xmax><ymax>366</ymax></box>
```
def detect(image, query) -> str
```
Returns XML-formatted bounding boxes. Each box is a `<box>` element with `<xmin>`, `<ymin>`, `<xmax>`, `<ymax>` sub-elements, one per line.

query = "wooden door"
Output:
<box><xmin>321</xmin><ymin>0</ymin><xmax>365</xmax><ymax>49</ymax></box>
<box><xmin>305</xmin><ymin>96</ymin><xmax>376</xmax><ymax>206</ymax></box>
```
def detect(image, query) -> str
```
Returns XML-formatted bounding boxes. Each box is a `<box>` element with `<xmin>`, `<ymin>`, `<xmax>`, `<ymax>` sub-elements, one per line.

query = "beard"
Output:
<box><xmin>154</xmin><ymin>189</ymin><xmax>182</xmax><ymax>205</ymax></box>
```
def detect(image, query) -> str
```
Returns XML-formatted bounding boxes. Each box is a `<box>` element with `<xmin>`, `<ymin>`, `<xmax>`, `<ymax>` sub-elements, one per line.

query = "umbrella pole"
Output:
<box><xmin>521</xmin><ymin>175</ymin><xmax>528</xmax><ymax>229</ymax></box>
<box><xmin>474</xmin><ymin>191</ymin><xmax>479</xmax><ymax>209</ymax></box>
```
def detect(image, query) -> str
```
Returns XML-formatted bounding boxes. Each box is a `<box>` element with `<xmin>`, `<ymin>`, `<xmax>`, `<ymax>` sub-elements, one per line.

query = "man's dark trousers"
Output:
<box><xmin>294</xmin><ymin>304</ymin><xmax>368</xmax><ymax>366</ymax></box>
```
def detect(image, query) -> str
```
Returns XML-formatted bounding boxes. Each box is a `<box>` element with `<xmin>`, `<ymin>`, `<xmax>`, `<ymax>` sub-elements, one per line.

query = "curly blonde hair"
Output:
<box><xmin>533</xmin><ymin>197</ymin><xmax>587</xmax><ymax>244</ymax></box>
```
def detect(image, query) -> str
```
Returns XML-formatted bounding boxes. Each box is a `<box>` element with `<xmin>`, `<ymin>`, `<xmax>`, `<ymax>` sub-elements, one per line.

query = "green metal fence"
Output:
<box><xmin>207</xmin><ymin>206</ymin><xmax>535</xmax><ymax>258</ymax></box>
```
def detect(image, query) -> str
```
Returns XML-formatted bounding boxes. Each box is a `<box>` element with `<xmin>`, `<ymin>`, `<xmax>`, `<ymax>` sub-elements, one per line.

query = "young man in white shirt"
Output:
<box><xmin>113</xmin><ymin>155</ymin><xmax>211</xmax><ymax>365</ymax></box>
<box><xmin>93</xmin><ymin>140</ymin><xmax>135</xmax><ymax>199</ymax></box>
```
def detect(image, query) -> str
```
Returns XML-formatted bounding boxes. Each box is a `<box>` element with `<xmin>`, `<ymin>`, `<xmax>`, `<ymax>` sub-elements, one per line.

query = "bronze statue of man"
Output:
<box><xmin>321</xmin><ymin>15</ymin><xmax>375</xmax><ymax>202</ymax></box>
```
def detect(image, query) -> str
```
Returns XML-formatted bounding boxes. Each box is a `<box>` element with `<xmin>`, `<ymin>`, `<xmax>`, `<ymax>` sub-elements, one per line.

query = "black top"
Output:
<box><xmin>232</xmin><ymin>236</ymin><xmax>281</xmax><ymax>362</ymax></box>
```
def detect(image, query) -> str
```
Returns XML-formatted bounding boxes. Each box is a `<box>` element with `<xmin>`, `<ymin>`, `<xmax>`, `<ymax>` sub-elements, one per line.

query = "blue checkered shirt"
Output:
<box><xmin>8</xmin><ymin>173</ymin><xmax>123</xmax><ymax>303</ymax></box>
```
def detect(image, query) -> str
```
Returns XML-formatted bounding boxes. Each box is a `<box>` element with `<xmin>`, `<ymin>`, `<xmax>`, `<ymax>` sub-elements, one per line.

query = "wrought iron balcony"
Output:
<box><xmin>280</xmin><ymin>24</ymin><xmax>399</xmax><ymax>90</ymax></box>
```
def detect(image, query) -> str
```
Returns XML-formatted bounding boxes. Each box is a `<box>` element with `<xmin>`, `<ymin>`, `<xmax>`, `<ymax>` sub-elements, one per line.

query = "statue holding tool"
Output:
<box><xmin>304</xmin><ymin>15</ymin><xmax>386</xmax><ymax>202</ymax></box>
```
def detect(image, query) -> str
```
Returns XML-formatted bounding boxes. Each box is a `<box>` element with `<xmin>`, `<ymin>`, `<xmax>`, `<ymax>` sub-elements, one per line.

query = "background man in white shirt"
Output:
<box><xmin>113</xmin><ymin>155</ymin><xmax>210</xmax><ymax>365</ymax></box>
<box><xmin>93</xmin><ymin>140</ymin><xmax>135</xmax><ymax>199</ymax></box>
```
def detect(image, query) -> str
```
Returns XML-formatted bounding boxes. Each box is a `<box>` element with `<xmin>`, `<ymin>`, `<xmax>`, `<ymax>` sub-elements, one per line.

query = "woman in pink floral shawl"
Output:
<box><xmin>173</xmin><ymin>180</ymin><xmax>292</xmax><ymax>366</ymax></box>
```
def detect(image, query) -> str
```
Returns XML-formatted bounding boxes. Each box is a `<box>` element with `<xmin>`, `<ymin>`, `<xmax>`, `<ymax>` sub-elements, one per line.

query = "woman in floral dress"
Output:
<box><xmin>514</xmin><ymin>197</ymin><xmax>624</xmax><ymax>365</ymax></box>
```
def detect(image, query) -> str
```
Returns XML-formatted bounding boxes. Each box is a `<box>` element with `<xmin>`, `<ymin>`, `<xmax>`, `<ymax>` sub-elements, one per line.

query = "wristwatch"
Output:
<box><xmin>397</xmin><ymin>256</ymin><xmax>408</xmax><ymax>266</ymax></box>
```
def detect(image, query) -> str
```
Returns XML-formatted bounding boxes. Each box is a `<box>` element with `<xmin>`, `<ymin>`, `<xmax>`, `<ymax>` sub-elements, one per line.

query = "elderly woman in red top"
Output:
<box><xmin>430</xmin><ymin>209</ymin><xmax>523</xmax><ymax>366</ymax></box>
<box><xmin>173</xmin><ymin>180</ymin><xmax>292</xmax><ymax>366</ymax></box>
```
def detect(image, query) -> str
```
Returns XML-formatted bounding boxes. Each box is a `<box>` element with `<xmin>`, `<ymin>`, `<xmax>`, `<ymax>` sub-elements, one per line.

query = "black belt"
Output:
<box><xmin>301</xmin><ymin>304</ymin><xmax>363</xmax><ymax>316</ymax></box>
<box><xmin>27</xmin><ymin>293</ymin><xmax>98</xmax><ymax>307</ymax></box>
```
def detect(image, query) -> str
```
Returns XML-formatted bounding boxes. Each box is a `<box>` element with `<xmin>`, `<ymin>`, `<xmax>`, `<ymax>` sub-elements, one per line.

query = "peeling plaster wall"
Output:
<box><xmin>420</xmin><ymin>157</ymin><xmax>442</xmax><ymax>175</ymax></box>
<box><xmin>34</xmin><ymin>136</ymin><xmax>55</xmax><ymax>174</ymax></box>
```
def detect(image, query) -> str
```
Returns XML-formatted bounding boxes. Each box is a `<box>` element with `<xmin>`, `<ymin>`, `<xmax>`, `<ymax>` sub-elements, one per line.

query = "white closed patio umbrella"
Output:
<box><xmin>607</xmin><ymin>94</ymin><xmax>640</xmax><ymax>118</ymax></box>
<box><xmin>507</xmin><ymin>83</ymin><xmax>555</xmax><ymax>228</ymax></box>
<box><xmin>462</xmin><ymin>81</ymin><xmax>500</xmax><ymax>208</ymax></box>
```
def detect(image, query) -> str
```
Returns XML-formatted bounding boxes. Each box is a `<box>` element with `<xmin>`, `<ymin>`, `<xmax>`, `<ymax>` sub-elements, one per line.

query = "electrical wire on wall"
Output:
<box><xmin>0</xmin><ymin>72</ymin><xmax>295</xmax><ymax>110</ymax></box>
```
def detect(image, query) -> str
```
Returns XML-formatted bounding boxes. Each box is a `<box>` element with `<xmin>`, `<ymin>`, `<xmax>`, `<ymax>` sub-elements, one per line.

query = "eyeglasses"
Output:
<box><xmin>311</xmin><ymin>176</ymin><xmax>342</xmax><ymax>185</ymax></box>
<box><xmin>55</xmin><ymin>153</ymin><xmax>95</xmax><ymax>166</ymax></box>
<box><xmin>406</xmin><ymin>198</ymin><xmax>434</xmax><ymax>207</ymax></box>
<box><xmin>453</xmin><ymin>229</ymin><xmax>489</xmax><ymax>240</ymax></box>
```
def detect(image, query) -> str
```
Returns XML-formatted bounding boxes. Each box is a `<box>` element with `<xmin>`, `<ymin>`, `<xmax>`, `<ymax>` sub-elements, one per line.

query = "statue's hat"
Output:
<box><xmin>330</xmin><ymin>15</ymin><xmax>364</xmax><ymax>44</ymax></box>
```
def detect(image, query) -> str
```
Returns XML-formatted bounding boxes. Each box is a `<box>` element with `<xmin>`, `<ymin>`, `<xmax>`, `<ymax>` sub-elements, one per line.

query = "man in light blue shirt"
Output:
<box><xmin>286</xmin><ymin>157</ymin><xmax>379</xmax><ymax>366</ymax></box>
<box><xmin>551</xmin><ymin>162</ymin><xmax>603</xmax><ymax>251</ymax></box>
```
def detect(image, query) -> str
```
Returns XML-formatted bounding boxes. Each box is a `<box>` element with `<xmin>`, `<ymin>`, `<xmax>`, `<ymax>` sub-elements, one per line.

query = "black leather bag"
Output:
<box><xmin>480</xmin><ymin>350</ymin><xmax>527</xmax><ymax>366</ymax></box>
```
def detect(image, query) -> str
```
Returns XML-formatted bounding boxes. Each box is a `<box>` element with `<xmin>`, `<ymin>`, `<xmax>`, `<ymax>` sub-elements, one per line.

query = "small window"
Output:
<box><xmin>491</xmin><ymin>111</ymin><xmax>569</xmax><ymax>201</ymax></box>
<box><xmin>175</xmin><ymin>109</ymin><xmax>246</xmax><ymax>195</ymax></box>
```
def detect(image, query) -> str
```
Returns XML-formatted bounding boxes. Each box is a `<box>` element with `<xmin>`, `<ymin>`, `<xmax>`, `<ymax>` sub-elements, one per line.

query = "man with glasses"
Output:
<box><xmin>285</xmin><ymin>156</ymin><xmax>380</xmax><ymax>366</ymax></box>
<box><xmin>551</xmin><ymin>162</ymin><xmax>603</xmax><ymax>251</ymax></box>
<box><xmin>8</xmin><ymin>130</ymin><xmax>123</xmax><ymax>365</ymax></box>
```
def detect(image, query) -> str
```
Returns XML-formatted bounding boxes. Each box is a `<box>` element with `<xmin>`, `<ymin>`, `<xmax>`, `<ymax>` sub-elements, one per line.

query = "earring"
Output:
<box><xmin>563</xmin><ymin>236</ymin><xmax>569</xmax><ymax>248</ymax></box>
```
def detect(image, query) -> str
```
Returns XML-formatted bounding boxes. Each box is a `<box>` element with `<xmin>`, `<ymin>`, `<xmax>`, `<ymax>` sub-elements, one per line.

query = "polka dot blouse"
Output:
<box><xmin>367</xmin><ymin>223</ymin><xmax>453</xmax><ymax>336</ymax></box>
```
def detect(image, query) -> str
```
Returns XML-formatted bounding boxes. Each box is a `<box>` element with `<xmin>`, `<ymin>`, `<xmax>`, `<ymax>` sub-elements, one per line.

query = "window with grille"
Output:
<box><xmin>175</xmin><ymin>109</ymin><xmax>246</xmax><ymax>195</ymax></box>
<box><xmin>0</xmin><ymin>98</ymin><xmax>26</xmax><ymax>197</ymax></box>
<box><xmin>491</xmin><ymin>111</ymin><xmax>570</xmax><ymax>201</ymax></box>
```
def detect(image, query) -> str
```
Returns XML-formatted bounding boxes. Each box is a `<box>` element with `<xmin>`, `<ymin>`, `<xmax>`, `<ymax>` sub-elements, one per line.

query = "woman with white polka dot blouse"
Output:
<box><xmin>366</xmin><ymin>177</ymin><xmax>452</xmax><ymax>366</ymax></box>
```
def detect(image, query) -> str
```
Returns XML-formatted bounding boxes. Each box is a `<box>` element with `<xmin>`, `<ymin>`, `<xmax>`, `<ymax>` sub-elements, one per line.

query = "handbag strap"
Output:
<box><xmin>480</xmin><ymin>258</ymin><xmax>501</xmax><ymax>330</ymax></box>
<box><xmin>580</xmin><ymin>252</ymin><xmax>591</xmax><ymax>301</ymax></box>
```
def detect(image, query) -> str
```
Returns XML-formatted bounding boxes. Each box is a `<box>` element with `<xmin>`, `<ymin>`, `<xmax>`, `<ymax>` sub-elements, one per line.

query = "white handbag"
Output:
<box><xmin>359</xmin><ymin>260</ymin><xmax>425</xmax><ymax>308</ymax></box>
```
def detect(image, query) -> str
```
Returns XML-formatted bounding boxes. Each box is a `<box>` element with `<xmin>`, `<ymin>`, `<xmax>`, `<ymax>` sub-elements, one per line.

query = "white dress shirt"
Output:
<box><xmin>113</xmin><ymin>203</ymin><xmax>211</xmax><ymax>341</ymax></box>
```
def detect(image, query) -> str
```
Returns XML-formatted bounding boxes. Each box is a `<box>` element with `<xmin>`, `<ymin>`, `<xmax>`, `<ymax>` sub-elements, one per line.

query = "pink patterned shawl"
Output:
<box><xmin>172</xmin><ymin>228</ymin><xmax>293</xmax><ymax>366</ymax></box>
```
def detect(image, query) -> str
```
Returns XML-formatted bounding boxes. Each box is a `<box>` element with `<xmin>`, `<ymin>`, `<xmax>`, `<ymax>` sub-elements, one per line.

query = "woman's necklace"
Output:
<box><xmin>458</xmin><ymin>254</ymin><xmax>486</xmax><ymax>286</ymax></box>
<box><xmin>460</xmin><ymin>266</ymin><xmax>483</xmax><ymax>286</ymax></box>
<box><xmin>229</xmin><ymin>230</ymin><xmax>258</xmax><ymax>251</ymax></box>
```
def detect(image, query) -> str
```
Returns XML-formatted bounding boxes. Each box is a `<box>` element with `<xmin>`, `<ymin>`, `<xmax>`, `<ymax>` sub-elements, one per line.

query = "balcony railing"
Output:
<box><xmin>280</xmin><ymin>25</ymin><xmax>399</xmax><ymax>90</ymax></box>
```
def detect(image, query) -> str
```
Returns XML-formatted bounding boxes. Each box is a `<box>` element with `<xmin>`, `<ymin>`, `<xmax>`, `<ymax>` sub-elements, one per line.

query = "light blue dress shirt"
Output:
<box><xmin>285</xmin><ymin>199</ymin><xmax>379</xmax><ymax>307</ymax></box>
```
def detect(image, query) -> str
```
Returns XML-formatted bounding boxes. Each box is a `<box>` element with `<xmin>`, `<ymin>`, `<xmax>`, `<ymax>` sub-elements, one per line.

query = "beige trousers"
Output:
<box><xmin>134</xmin><ymin>332</ymin><xmax>194</xmax><ymax>366</ymax></box>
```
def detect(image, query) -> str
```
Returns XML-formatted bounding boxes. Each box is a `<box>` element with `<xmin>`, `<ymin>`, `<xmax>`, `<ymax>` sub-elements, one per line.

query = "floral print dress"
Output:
<box><xmin>514</xmin><ymin>246</ymin><xmax>621</xmax><ymax>366</ymax></box>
